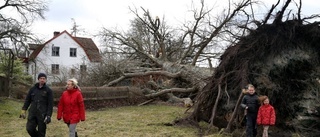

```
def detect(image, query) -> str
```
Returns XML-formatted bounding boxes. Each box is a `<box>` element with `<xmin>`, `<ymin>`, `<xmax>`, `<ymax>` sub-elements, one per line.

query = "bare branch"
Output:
<box><xmin>209</xmin><ymin>84</ymin><xmax>221</xmax><ymax>126</ymax></box>
<box><xmin>179</xmin><ymin>0</ymin><xmax>208</xmax><ymax>64</ymax></box>
<box><xmin>105</xmin><ymin>71</ymin><xmax>181</xmax><ymax>87</ymax></box>
<box><xmin>273</xmin><ymin>0</ymin><xmax>291</xmax><ymax>24</ymax></box>
<box><xmin>191</xmin><ymin>0</ymin><xmax>251</xmax><ymax>66</ymax></box>
<box><xmin>0</xmin><ymin>0</ymin><xmax>48</xmax><ymax>55</ymax></box>
<box><xmin>145</xmin><ymin>87</ymin><xmax>197</xmax><ymax>98</ymax></box>
<box><xmin>297</xmin><ymin>0</ymin><xmax>302</xmax><ymax>21</ymax></box>
<box><xmin>262</xmin><ymin>0</ymin><xmax>280</xmax><ymax>25</ymax></box>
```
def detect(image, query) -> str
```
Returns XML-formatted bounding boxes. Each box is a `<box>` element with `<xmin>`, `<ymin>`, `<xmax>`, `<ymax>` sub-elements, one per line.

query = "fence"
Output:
<box><xmin>51</xmin><ymin>86</ymin><xmax>145</xmax><ymax>109</ymax></box>
<box><xmin>51</xmin><ymin>86</ymin><xmax>131</xmax><ymax>101</ymax></box>
<box><xmin>6</xmin><ymin>79</ymin><xmax>146</xmax><ymax>109</ymax></box>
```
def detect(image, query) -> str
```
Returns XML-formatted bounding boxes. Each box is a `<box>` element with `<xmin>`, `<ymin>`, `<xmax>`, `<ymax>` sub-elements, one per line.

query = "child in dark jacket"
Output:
<box><xmin>257</xmin><ymin>96</ymin><xmax>276</xmax><ymax>137</ymax></box>
<box><xmin>241</xmin><ymin>84</ymin><xmax>260</xmax><ymax>137</ymax></box>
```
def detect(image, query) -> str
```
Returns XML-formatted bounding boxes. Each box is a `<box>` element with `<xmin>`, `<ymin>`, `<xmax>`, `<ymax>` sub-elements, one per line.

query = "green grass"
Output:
<box><xmin>0</xmin><ymin>97</ymin><xmax>227</xmax><ymax>137</ymax></box>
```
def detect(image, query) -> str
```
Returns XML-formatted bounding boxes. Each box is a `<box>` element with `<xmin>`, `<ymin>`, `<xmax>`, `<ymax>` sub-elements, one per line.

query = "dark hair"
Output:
<box><xmin>37</xmin><ymin>73</ymin><xmax>47</xmax><ymax>80</ymax></box>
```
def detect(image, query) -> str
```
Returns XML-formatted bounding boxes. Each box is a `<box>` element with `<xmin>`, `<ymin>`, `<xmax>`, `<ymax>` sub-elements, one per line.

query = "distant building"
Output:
<box><xmin>25</xmin><ymin>30</ymin><xmax>102</xmax><ymax>84</ymax></box>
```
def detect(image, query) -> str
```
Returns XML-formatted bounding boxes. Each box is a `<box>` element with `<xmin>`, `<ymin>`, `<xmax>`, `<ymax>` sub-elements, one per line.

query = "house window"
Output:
<box><xmin>52</xmin><ymin>46</ymin><xmax>60</xmax><ymax>56</ymax></box>
<box><xmin>51</xmin><ymin>64</ymin><xmax>60</xmax><ymax>74</ymax></box>
<box><xmin>80</xmin><ymin>65</ymin><xmax>87</xmax><ymax>73</ymax></box>
<box><xmin>70</xmin><ymin>48</ymin><xmax>77</xmax><ymax>57</ymax></box>
<box><xmin>31</xmin><ymin>65</ymin><xmax>34</xmax><ymax>74</ymax></box>
<box><xmin>26</xmin><ymin>65</ymin><xmax>29</xmax><ymax>74</ymax></box>
<box><xmin>70</xmin><ymin>68</ymin><xmax>76</xmax><ymax>75</ymax></box>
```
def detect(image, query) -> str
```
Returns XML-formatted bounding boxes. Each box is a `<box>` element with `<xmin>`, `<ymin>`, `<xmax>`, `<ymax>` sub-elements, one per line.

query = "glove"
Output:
<box><xmin>19</xmin><ymin>110</ymin><xmax>26</xmax><ymax>119</ymax></box>
<box><xmin>44</xmin><ymin>116</ymin><xmax>51</xmax><ymax>124</ymax></box>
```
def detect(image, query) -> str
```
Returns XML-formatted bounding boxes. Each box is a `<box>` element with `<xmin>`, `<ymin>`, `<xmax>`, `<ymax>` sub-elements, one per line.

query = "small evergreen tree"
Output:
<box><xmin>0</xmin><ymin>53</ymin><xmax>32</xmax><ymax>84</ymax></box>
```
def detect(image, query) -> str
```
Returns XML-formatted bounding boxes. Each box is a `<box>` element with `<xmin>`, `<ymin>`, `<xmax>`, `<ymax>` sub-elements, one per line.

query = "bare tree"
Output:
<box><xmin>0</xmin><ymin>0</ymin><xmax>48</xmax><ymax>55</ymax></box>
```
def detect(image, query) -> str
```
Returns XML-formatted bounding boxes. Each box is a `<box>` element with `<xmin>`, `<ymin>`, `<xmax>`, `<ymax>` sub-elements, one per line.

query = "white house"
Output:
<box><xmin>26</xmin><ymin>30</ymin><xmax>102</xmax><ymax>84</ymax></box>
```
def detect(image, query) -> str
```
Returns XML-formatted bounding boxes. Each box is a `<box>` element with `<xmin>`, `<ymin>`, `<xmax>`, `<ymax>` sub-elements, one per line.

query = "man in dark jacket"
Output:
<box><xmin>241</xmin><ymin>84</ymin><xmax>260</xmax><ymax>137</ymax></box>
<box><xmin>20</xmin><ymin>73</ymin><xmax>53</xmax><ymax>137</ymax></box>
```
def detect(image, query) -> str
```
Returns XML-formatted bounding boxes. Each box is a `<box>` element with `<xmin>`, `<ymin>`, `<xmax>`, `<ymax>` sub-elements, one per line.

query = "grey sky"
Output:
<box><xmin>30</xmin><ymin>0</ymin><xmax>320</xmax><ymax>44</ymax></box>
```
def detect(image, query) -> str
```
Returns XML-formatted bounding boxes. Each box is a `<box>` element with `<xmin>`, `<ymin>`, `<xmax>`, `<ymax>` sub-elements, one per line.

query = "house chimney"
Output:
<box><xmin>53</xmin><ymin>31</ymin><xmax>60</xmax><ymax>37</ymax></box>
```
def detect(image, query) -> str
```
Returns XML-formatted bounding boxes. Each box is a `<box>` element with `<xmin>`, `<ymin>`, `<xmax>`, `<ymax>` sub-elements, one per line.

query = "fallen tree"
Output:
<box><xmin>178</xmin><ymin>0</ymin><xmax>320</xmax><ymax>136</ymax></box>
<box><xmin>94</xmin><ymin>0</ymin><xmax>253</xmax><ymax>105</ymax></box>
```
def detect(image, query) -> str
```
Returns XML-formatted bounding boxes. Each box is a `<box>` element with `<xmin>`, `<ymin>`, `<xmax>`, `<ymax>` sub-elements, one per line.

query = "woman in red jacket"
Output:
<box><xmin>257</xmin><ymin>96</ymin><xmax>276</xmax><ymax>137</ymax></box>
<box><xmin>57</xmin><ymin>78</ymin><xmax>85</xmax><ymax>137</ymax></box>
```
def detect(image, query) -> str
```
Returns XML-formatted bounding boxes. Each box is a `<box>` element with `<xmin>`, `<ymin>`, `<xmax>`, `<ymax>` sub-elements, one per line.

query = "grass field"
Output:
<box><xmin>0</xmin><ymin>97</ymin><xmax>228</xmax><ymax>137</ymax></box>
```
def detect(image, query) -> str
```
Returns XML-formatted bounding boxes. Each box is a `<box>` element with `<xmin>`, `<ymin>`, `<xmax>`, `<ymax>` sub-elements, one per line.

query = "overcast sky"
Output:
<box><xmin>32</xmin><ymin>0</ymin><xmax>198</xmax><ymax>40</ymax></box>
<box><xmin>29</xmin><ymin>0</ymin><xmax>320</xmax><ymax>45</ymax></box>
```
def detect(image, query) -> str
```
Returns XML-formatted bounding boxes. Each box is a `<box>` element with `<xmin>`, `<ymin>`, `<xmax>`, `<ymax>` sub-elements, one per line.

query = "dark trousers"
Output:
<box><xmin>26</xmin><ymin>115</ymin><xmax>46</xmax><ymax>137</ymax></box>
<box><xmin>246</xmin><ymin>113</ymin><xmax>257</xmax><ymax>137</ymax></box>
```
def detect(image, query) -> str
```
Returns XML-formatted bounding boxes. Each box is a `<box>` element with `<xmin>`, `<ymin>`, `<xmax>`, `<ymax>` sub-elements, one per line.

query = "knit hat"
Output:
<box><xmin>38</xmin><ymin>73</ymin><xmax>47</xmax><ymax>80</ymax></box>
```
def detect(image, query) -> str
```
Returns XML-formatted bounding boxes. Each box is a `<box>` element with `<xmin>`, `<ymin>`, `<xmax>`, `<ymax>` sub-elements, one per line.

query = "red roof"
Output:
<box><xmin>28</xmin><ymin>30</ymin><xmax>101</xmax><ymax>62</ymax></box>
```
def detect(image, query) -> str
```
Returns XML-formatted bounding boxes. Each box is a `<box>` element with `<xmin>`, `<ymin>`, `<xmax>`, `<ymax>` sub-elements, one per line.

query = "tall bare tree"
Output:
<box><xmin>0</xmin><ymin>0</ymin><xmax>48</xmax><ymax>55</ymax></box>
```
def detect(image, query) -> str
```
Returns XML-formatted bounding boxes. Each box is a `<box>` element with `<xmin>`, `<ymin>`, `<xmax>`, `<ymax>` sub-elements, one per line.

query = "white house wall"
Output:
<box><xmin>30</xmin><ymin>33</ymin><xmax>91</xmax><ymax>84</ymax></box>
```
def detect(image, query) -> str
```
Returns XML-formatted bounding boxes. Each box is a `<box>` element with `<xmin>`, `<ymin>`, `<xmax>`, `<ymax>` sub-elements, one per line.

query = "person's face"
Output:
<box><xmin>38</xmin><ymin>77</ymin><xmax>46</xmax><ymax>85</ymax></box>
<box><xmin>66</xmin><ymin>81</ymin><xmax>74</xmax><ymax>90</ymax></box>
<box><xmin>248</xmin><ymin>87</ymin><xmax>255</xmax><ymax>95</ymax></box>
<box><xmin>263</xmin><ymin>98</ymin><xmax>269</xmax><ymax>105</ymax></box>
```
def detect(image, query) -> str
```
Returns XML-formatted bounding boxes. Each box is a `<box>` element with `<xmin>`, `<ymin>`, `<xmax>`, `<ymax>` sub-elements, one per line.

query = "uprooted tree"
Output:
<box><xmin>176</xmin><ymin>0</ymin><xmax>320</xmax><ymax>136</ymax></box>
<box><xmin>94</xmin><ymin>0</ymin><xmax>254</xmax><ymax>103</ymax></box>
<box><xmin>94</xmin><ymin>0</ymin><xmax>319</xmax><ymax>136</ymax></box>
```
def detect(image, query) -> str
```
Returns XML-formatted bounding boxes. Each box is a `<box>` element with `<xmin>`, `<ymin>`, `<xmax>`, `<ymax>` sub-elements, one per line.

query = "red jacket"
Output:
<box><xmin>257</xmin><ymin>104</ymin><xmax>276</xmax><ymax>125</ymax></box>
<box><xmin>57</xmin><ymin>88</ymin><xmax>85</xmax><ymax>124</ymax></box>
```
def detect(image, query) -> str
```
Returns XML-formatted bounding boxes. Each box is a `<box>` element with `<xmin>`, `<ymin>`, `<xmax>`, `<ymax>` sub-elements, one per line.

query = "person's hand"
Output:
<box><xmin>44</xmin><ymin>116</ymin><xmax>51</xmax><ymax>124</ymax></box>
<box><xmin>19</xmin><ymin>110</ymin><xmax>26</xmax><ymax>119</ymax></box>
